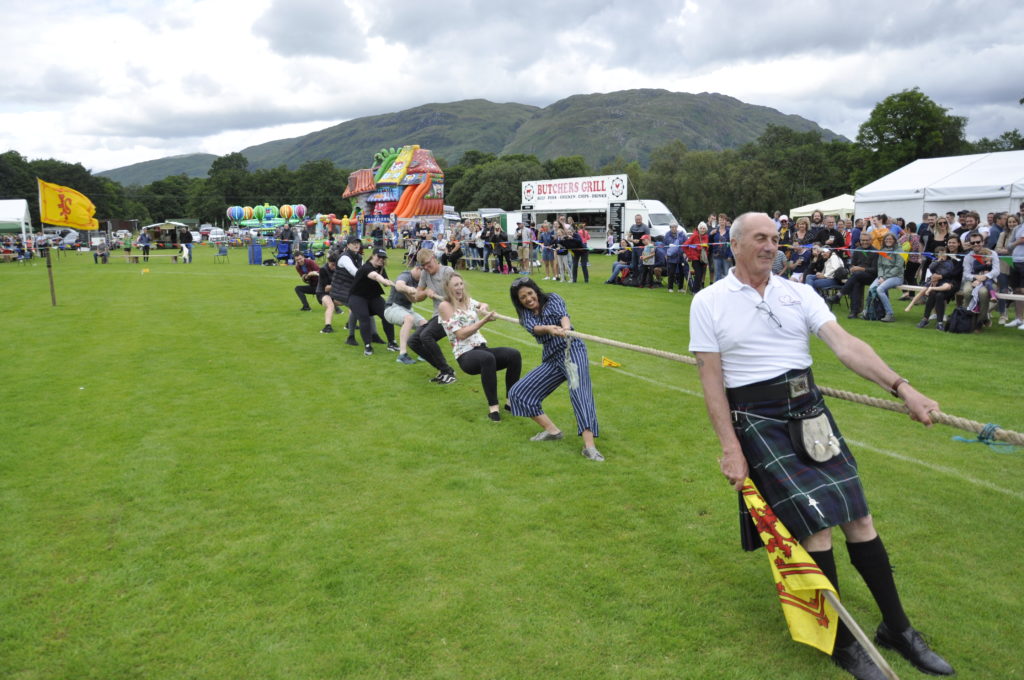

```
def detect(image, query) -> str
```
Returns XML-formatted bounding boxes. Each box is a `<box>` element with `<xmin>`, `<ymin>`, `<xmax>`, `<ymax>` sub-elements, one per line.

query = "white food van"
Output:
<box><xmin>520</xmin><ymin>174</ymin><xmax>682</xmax><ymax>250</ymax></box>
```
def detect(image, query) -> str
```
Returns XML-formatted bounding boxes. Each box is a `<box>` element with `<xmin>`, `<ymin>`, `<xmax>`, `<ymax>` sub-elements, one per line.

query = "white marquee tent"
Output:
<box><xmin>854</xmin><ymin>150</ymin><xmax>1024</xmax><ymax>221</ymax></box>
<box><xmin>0</xmin><ymin>198</ymin><xmax>32</xmax><ymax>241</ymax></box>
<box><xmin>790</xmin><ymin>194</ymin><xmax>855</xmax><ymax>220</ymax></box>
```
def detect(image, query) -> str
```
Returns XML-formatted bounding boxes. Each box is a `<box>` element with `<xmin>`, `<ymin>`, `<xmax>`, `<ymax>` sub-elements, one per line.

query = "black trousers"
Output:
<box><xmin>295</xmin><ymin>284</ymin><xmax>316</xmax><ymax>308</ymax></box>
<box><xmin>923</xmin><ymin>289</ymin><xmax>953</xmax><ymax>322</ymax></box>
<box><xmin>666</xmin><ymin>261</ymin><xmax>688</xmax><ymax>290</ymax></box>
<box><xmin>689</xmin><ymin>261</ymin><xmax>707</xmax><ymax>292</ymax></box>
<box><xmin>571</xmin><ymin>250</ymin><xmax>589</xmax><ymax>282</ymax></box>
<box><xmin>347</xmin><ymin>294</ymin><xmax>394</xmax><ymax>345</ymax></box>
<box><xmin>456</xmin><ymin>346</ymin><xmax>522</xmax><ymax>407</ymax></box>
<box><xmin>408</xmin><ymin>315</ymin><xmax>452</xmax><ymax>373</ymax></box>
<box><xmin>840</xmin><ymin>271</ymin><xmax>874</xmax><ymax>313</ymax></box>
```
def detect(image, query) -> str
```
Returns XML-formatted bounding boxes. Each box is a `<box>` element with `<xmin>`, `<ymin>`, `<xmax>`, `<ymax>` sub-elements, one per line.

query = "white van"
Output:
<box><xmin>624</xmin><ymin>200</ymin><xmax>684</xmax><ymax>239</ymax></box>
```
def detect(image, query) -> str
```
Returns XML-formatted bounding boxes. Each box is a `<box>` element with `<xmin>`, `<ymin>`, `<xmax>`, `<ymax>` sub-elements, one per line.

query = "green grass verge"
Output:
<box><xmin>1</xmin><ymin>246</ymin><xmax>1021</xmax><ymax>679</ymax></box>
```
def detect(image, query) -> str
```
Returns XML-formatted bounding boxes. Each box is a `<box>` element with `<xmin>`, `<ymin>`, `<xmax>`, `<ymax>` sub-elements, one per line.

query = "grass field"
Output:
<box><xmin>1</xmin><ymin>245</ymin><xmax>1022</xmax><ymax>679</ymax></box>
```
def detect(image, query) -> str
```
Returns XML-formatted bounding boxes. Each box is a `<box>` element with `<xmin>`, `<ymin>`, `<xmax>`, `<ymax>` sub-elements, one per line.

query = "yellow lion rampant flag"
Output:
<box><xmin>601</xmin><ymin>356</ymin><xmax>621</xmax><ymax>368</ymax></box>
<box><xmin>38</xmin><ymin>178</ymin><xmax>99</xmax><ymax>230</ymax></box>
<box><xmin>741</xmin><ymin>478</ymin><xmax>838</xmax><ymax>654</ymax></box>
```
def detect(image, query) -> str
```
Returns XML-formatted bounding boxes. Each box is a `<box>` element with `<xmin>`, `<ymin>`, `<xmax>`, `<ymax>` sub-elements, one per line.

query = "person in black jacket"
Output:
<box><xmin>915</xmin><ymin>243</ymin><xmax>959</xmax><ymax>330</ymax></box>
<box><xmin>566</xmin><ymin>226</ymin><xmax>589</xmax><ymax>283</ymax></box>
<box><xmin>330</xmin><ymin>237</ymin><xmax>381</xmax><ymax>344</ymax></box>
<box><xmin>832</xmin><ymin>232</ymin><xmax>877</xmax><ymax>317</ymax></box>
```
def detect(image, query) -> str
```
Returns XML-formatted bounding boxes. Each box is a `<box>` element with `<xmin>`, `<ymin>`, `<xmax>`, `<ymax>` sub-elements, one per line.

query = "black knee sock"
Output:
<box><xmin>847</xmin><ymin>536</ymin><xmax>910</xmax><ymax>632</ymax></box>
<box><xmin>808</xmin><ymin>548</ymin><xmax>854</xmax><ymax>648</ymax></box>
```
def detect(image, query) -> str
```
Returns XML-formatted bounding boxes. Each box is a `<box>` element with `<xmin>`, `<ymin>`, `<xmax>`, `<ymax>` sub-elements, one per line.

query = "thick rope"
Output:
<box><xmin>493</xmin><ymin>313</ymin><xmax>1024</xmax><ymax>447</ymax></box>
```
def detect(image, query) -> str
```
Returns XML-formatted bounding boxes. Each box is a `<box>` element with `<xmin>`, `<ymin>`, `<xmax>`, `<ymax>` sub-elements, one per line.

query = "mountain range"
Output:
<box><xmin>98</xmin><ymin>89</ymin><xmax>845</xmax><ymax>186</ymax></box>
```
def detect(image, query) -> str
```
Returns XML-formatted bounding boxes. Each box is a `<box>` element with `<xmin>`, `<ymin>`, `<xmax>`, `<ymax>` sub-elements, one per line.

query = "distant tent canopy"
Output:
<box><xmin>854</xmin><ymin>150</ymin><xmax>1024</xmax><ymax>222</ymax></box>
<box><xmin>0</xmin><ymin>198</ymin><xmax>32</xmax><ymax>234</ymax></box>
<box><xmin>790</xmin><ymin>194</ymin><xmax>855</xmax><ymax>220</ymax></box>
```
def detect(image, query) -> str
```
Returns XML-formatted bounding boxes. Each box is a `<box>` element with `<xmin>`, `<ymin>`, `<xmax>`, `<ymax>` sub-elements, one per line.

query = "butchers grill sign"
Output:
<box><xmin>521</xmin><ymin>174</ymin><xmax>627</xmax><ymax>211</ymax></box>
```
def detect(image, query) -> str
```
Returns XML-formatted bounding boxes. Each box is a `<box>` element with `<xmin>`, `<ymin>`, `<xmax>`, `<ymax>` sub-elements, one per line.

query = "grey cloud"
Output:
<box><xmin>598</xmin><ymin>2</ymin><xmax>1024</xmax><ymax>76</ymax></box>
<box><xmin>181</xmin><ymin>72</ymin><xmax>223</xmax><ymax>98</ymax></box>
<box><xmin>0</xmin><ymin>65</ymin><xmax>101</xmax><ymax>104</ymax></box>
<box><xmin>93</xmin><ymin>104</ymin><xmax>320</xmax><ymax>139</ymax></box>
<box><xmin>257</xmin><ymin>0</ymin><xmax>366</xmax><ymax>60</ymax></box>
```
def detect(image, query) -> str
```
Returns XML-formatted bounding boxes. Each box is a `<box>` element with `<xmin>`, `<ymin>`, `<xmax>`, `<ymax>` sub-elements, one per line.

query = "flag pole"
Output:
<box><xmin>37</xmin><ymin>178</ymin><xmax>57</xmax><ymax>306</ymax></box>
<box><xmin>822</xmin><ymin>591</ymin><xmax>900</xmax><ymax>680</ymax></box>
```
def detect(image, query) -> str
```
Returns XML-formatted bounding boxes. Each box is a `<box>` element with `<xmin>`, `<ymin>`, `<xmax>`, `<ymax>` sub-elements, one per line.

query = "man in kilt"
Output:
<box><xmin>689</xmin><ymin>212</ymin><xmax>954</xmax><ymax>680</ymax></box>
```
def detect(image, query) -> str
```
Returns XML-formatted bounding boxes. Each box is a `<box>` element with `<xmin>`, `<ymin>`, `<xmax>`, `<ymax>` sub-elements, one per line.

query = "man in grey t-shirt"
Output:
<box><xmin>407</xmin><ymin>249</ymin><xmax>457</xmax><ymax>383</ymax></box>
<box><xmin>384</xmin><ymin>264</ymin><xmax>426</xmax><ymax>364</ymax></box>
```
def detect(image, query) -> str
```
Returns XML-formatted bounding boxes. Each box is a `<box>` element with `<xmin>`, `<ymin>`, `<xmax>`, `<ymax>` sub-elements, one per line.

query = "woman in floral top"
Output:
<box><xmin>439</xmin><ymin>274</ymin><xmax>522</xmax><ymax>421</ymax></box>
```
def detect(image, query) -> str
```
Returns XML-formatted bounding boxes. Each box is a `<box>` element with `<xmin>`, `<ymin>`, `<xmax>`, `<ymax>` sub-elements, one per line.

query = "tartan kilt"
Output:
<box><xmin>729</xmin><ymin>370</ymin><xmax>869</xmax><ymax>550</ymax></box>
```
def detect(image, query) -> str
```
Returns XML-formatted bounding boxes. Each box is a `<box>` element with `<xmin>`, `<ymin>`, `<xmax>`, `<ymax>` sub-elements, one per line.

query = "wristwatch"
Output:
<box><xmin>889</xmin><ymin>377</ymin><xmax>910</xmax><ymax>397</ymax></box>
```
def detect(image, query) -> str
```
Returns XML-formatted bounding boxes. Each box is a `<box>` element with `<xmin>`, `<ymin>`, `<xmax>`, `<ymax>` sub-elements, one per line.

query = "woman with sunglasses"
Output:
<box><xmin>507</xmin><ymin>277</ymin><xmax>603</xmax><ymax>461</ymax></box>
<box><xmin>923</xmin><ymin>217</ymin><xmax>952</xmax><ymax>258</ymax></box>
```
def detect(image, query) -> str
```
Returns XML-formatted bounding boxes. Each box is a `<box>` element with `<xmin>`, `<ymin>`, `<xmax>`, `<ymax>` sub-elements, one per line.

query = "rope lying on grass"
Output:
<box><xmin>492</xmin><ymin>313</ymin><xmax>1024</xmax><ymax>447</ymax></box>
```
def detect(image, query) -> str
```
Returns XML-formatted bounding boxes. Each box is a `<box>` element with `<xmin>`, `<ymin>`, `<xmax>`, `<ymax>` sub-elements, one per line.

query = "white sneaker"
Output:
<box><xmin>929</xmin><ymin>313</ymin><xmax>937</xmax><ymax>321</ymax></box>
<box><xmin>1018</xmin><ymin>322</ymin><xmax>1024</xmax><ymax>331</ymax></box>
<box><xmin>1007</xmin><ymin>318</ymin><xmax>1023</xmax><ymax>328</ymax></box>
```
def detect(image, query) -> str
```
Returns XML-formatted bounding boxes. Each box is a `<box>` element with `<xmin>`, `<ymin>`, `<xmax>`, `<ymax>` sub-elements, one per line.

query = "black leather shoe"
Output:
<box><xmin>875</xmin><ymin>622</ymin><xmax>955</xmax><ymax>676</ymax></box>
<box><xmin>832</xmin><ymin>641</ymin><xmax>887</xmax><ymax>680</ymax></box>
<box><xmin>847</xmin><ymin>311</ymin><xmax>858</xmax><ymax>319</ymax></box>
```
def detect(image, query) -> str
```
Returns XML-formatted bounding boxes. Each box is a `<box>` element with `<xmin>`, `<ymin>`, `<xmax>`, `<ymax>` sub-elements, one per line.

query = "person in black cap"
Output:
<box><xmin>330</xmin><ymin>236</ymin><xmax>383</xmax><ymax>343</ymax></box>
<box><xmin>348</xmin><ymin>248</ymin><xmax>399</xmax><ymax>356</ymax></box>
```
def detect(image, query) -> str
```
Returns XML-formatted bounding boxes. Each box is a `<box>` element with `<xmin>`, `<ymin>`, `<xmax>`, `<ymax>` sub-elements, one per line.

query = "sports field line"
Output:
<box><xmin>483</xmin><ymin>319</ymin><xmax>1023</xmax><ymax>501</ymax></box>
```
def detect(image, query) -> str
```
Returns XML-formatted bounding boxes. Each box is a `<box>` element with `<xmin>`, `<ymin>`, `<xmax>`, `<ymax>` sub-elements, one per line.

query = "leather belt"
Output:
<box><xmin>726</xmin><ymin>369</ymin><xmax>814</xmax><ymax>404</ymax></box>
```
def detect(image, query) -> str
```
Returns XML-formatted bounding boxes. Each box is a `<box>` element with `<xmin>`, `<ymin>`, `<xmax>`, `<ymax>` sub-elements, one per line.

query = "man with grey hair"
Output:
<box><xmin>689</xmin><ymin>212</ymin><xmax>954</xmax><ymax>680</ymax></box>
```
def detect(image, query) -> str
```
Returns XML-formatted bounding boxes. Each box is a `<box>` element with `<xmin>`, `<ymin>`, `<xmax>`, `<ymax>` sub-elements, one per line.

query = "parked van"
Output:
<box><xmin>623</xmin><ymin>200</ymin><xmax>684</xmax><ymax>239</ymax></box>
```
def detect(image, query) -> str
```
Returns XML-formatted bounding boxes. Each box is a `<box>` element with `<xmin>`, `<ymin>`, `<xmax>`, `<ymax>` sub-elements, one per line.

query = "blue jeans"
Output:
<box><xmin>869</xmin><ymin>276</ymin><xmax>902</xmax><ymax>315</ymax></box>
<box><xmin>713</xmin><ymin>257</ymin><xmax>730</xmax><ymax>281</ymax></box>
<box><xmin>805</xmin><ymin>275</ymin><xmax>840</xmax><ymax>293</ymax></box>
<box><xmin>605</xmin><ymin>262</ymin><xmax>629</xmax><ymax>283</ymax></box>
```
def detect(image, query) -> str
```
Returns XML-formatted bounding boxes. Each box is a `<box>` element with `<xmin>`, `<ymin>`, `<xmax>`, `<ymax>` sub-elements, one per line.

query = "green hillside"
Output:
<box><xmin>241</xmin><ymin>99</ymin><xmax>540</xmax><ymax>170</ymax></box>
<box><xmin>97</xmin><ymin>153</ymin><xmax>218</xmax><ymax>186</ymax></box>
<box><xmin>98</xmin><ymin>91</ymin><xmax>846</xmax><ymax>183</ymax></box>
<box><xmin>502</xmin><ymin>89</ymin><xmax>844</xmax><ymax>167</ymax></box>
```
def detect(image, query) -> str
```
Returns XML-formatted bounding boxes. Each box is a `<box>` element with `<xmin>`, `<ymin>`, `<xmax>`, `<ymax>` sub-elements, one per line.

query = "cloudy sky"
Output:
<box><xmin>2</xmin><ymin>0</ymin><xmax>1022</xmax><ymax>173</ymax></box>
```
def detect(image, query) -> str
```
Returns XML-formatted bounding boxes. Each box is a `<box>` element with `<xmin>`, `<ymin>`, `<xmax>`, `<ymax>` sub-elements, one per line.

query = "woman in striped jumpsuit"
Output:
<box><xmin>507</xmin><ymin>278</ymin><xmax>603</xmax><ymax>461</ymax></box>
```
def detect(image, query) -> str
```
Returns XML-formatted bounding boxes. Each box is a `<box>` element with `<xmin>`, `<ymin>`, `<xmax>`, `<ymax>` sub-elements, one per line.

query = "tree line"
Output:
<box><xmin>1</xmin><ymin>88</ymin><xmax>1020</xmax><ymax>231</ymax></box>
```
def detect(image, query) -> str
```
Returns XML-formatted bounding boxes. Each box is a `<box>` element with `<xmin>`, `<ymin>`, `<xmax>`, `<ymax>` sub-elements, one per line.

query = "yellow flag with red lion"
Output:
<box><xmin>742</xmin><ymin>478</ymin><xmax>839</xmax><ymax>654</ymax></box>
<box><xmin>38</xmin><ymin>178</ymin><xmax>98</xmax><ymax>230</ymax></box>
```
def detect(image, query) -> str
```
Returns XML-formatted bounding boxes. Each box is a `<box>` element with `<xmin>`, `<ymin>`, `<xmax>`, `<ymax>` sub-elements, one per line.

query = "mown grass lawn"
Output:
<box><xmin>1</xmin><ymin>245</ymin><xmax>1021</xmax><ymax>679</ymax></box>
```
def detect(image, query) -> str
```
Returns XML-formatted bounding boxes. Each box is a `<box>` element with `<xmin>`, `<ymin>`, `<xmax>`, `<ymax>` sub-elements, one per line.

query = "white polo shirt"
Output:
<box><xmin>689</xmin><ymin>270</ymin><xmax>836</xmax><ymax>388</ymax></box>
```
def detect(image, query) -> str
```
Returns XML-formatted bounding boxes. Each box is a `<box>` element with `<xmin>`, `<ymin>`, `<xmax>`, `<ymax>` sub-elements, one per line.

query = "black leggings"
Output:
<box><xmin>347</xmin><ymin>294</ymin><xmax>394</xmax><ymax>345</ymax></box>
<box><xmin>456</xmin><ymin>346</ymin><xmax>522</xmax><ymax>407</ymax></box>
<box><xmin>923</xmin><ymin>289</ymin><xmax>953</xmax><ymax>323</ymax></box>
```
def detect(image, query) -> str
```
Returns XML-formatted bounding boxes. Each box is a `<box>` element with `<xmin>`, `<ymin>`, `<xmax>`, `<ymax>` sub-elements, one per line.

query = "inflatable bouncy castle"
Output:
<box><xmin>342</xmin><ymin>145</ymin><xmax>445</xmax><ymax>232</ymax></box>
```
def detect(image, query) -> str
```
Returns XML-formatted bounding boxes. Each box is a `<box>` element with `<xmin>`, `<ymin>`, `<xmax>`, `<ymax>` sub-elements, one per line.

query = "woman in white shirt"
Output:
<box><xmin>439</xmin><ymin>274</ymin><xmax>522</xmax><ymax>421</ymax></box>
